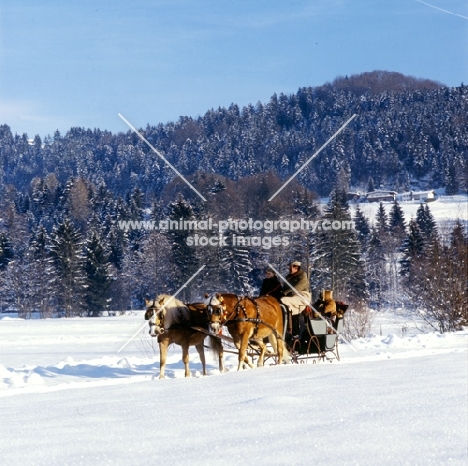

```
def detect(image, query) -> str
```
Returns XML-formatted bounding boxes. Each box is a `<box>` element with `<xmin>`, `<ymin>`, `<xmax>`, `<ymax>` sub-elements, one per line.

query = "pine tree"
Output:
<box><xmin>166</xmin><ymin>195</ymin><xmax>200</xmax><ymax>301</ymax></box>
<box><xmin>218</xmin><ymin>229</ymin><xmax>253</xmax><ymax>295</ymax></box>
<box><xmin>375</xmin><ymin>202</ymin><xmax>389</xmax><ymax>234</ymax></box>
<box><xmin>107</xmin><ymin>224</ymin><xmax>128</xmax><ymax>270</ymax></box>
<box><xmin>450</xmin><ymin>220</ymin><xmax>467</xmax><ymax>250</ymax></box>
<box><xmin>289</xmin><ymin>187</ymin><xmax>319</xmax><ymax>275</ymax></box>
<box><xmin>0</xmin><ymin>232</ymin><xmax>14</xmax><ymax>312</ymax></box>
<box><xmin>29</xmin><ymin>225</ymin><xmax>57</xmax><ymax>318</ymax></box>
<box><xmin>354</xmin><ymin>205</ymin><xmax>371</xmax><ymax>248</ymax></box>
<box><xmin>415</xmin><ymin>203</ymin><xmax>438</xmax><ymax>242</ymax></box>
<box><xmin>50</xmin><ymin>218</ymin><xmax>86</xmax><ymax>317</ymax></box>
<box><xmin>0</xmin><ymin>231</ymin><xmax>13</xmax><ymax>270</ymax></box>
<box><xmin>310</xmin><ymin>188</ymin><xmax>368</xmax><ymax>306</ymax></box>
<box><xmin>400</xmin><ymin>219</ymin><xmax>425</xmax><ymax>277</ymax></box>
<box><xmin>445</xmin><ymin>162</ymin><xmax>459</xmax><ymax>195</ymax></box>
<box><xmin>366</xmin><ymin>228</ymin><xmax>385</xmax><ymax>308</ymax></box>
<box><xmin>389</xmin><ymin>200</ymin><xmax>407</xmax><ymax>238</ymax></box>
<box><xmin>382</xmin><ymin>200</ymin><xmax>407</xmax><ymax>306</ymax></box>
<box><xmin>128</xmin><ymin>186</ymin><xmax>144</xmax><ymax>220</ymax></box>
<box><xmin>84</xmin><ymin>230</ymin><xmax>114</xmax><ymax>317</ymax></box>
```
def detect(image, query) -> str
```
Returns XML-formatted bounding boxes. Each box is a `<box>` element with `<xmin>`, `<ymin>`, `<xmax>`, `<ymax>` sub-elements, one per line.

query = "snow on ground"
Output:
<box><xmin>0</xmin><ymin>312</ymin><xmax>467</xmax><ymax>465</ymax></box>
<box><xmin>0</xmin><ymin>193</ymin><xmax>466</xmax><ymax>465</ymax></box>
<box><xmin>348</xmin><ymin>192</ymin><xmax>468</xmax><ymax>227</ymax></box>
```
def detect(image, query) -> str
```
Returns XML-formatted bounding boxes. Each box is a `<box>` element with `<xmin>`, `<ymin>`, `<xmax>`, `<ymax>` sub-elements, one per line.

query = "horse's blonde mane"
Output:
<box><xmin>156</xmin><ymin>294</ymin><xmax>190</xmax><ymax>328</ymax></box>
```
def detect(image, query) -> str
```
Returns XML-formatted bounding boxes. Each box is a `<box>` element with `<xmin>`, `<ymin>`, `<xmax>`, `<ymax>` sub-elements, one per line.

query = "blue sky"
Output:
<box><xmin>1</xmin><ymin>0</ymin><xmax>467</xmax><ymax>138</ymax></box>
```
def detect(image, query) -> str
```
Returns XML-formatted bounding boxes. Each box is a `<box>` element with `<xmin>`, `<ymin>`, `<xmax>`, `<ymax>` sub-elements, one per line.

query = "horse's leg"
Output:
<box><xmin>182</xmin><ymin>343</ymin><xmax>190</xmax><ymax>377</ymax></box>
<box><xmin>231</xmin><ymin>333</ymin><xmax>253</xmax><ymax>370</ymax></box>
<box><xmin>278</xmin><ymin>316</ymin><xmax>291</xmax><ymax>364</ymax></box>
<box><xmin>159</xmin><ymin>338</ymin><xmax>168</xmax><ymax>379</ymax></box>
<box><xmin>238</xmin><ymin>332</ymin><xmax>252</xmax><ymax>371</ymax></box>
<box><xmin>255</xmin><ymin>339</ymin><xmax>267</xmax><ymax>367</ymax></box>
<box><xmin>268</xmin><ymin>334</ymin><xmax>278</xmax><ymax>355</ymax></box>
<box><xmin>195</xmin><ymin>342</ymin><xmax>207</xmax><ymax>376</ymax></box>
<box><xmin>277</xmin><ymin>337</ymin><xmax>290</xmax><ymax>364</ymax></box>
<box><xmin>216</xmin><ymin>338</ymin><xmax>225</xmax><ymax>373</ymax></box>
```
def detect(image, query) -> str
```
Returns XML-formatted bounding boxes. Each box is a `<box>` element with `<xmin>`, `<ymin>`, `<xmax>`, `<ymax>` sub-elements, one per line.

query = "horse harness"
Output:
<box><xmin>207</xmin><ymin>294</ymin><xmax>283</xmax><ymax>341</ymax></box>
<box><xmin>234</xmin><ymin>296</ymin><xmax>263</xmax><ymax>338</ymax></box>
<box><xmin>147</xmin><ymin>303</ymin><xmax>191</xmax><ymax>333</ymax></box>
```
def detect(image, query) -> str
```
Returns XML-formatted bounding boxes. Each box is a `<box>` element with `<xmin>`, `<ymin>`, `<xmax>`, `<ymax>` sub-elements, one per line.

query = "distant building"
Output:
<box><xmin>396</xmin><ymin>190</ymin><xmax>437</xmax><ymax>202</ymax></box>
<box><xmin>413</xmin><ymin>190</ymin><xmax>437</xmax><ymax>202</ymax></box>
<box><xmin>347</xmin><ymin>192</ymin><xmax>361</xmax><ymax>202</ymax></box>
<box><xmin>365</xmin><ymin>190</ymin><xmax>397</xmax><ymax>202</ymax></box>
<box><xmin>396</xmin><ymin>192</ymin><xmax>412</xmax><ymax>202</ymax></box>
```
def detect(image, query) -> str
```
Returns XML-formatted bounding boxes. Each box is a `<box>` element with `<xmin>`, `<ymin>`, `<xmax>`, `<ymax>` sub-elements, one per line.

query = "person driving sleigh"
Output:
<box><xmin>279</xmin><ymin>261</ymin><xmax>311</xmax><ymax>340</ymax></box>
<box><xmin>259</xmin><ymin>267</ymin><xmax>283</xmax><ymax>301</ymax></box>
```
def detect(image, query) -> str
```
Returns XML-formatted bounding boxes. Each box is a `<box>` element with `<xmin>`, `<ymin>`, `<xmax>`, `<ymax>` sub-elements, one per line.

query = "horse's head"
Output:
<box><xmin>204</xmin><ymin>293</ymin><xmax>226</xmax><ymax>334</ymax></box>
<box><xmin>145</xmin><ymin>297</ymin><xmax>167</xmax><ymax>337</ymax></box>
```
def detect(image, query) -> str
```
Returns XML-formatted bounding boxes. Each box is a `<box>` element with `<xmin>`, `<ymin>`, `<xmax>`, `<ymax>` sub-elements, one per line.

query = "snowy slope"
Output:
<box><xmin>349</xmin><ymin>193</ymin><xmax>468</xmax><ymax>227</ymax></box>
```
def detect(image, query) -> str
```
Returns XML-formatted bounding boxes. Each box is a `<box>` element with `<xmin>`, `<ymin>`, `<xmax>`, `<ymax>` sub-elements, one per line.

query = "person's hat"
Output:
<box><xmin>291</xmin><ymin>261</ymin><xmax>301</xmax><ymax>267</ymax></box>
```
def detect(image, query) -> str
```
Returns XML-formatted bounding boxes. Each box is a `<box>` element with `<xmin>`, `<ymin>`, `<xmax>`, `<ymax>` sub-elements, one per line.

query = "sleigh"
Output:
<box><xmin>195</xmin><ymin>293</ymin><xmax>348</xmax><ymax>368</ymax></box>
<box><xmin>234</xmin><ymin>301</ymin><xmax>348</xmax><ymax>366</ymax></box>
<box><xmin>285</xmin><ymin>314</ymin><xmax>345</xmax><ymax>363</ymax></box>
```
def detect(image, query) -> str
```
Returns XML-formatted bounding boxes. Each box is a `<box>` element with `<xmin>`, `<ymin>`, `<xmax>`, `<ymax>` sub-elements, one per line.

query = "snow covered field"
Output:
<box><xmin>349</xmin><ymin>192</ymin><xmax>468</xmax><ymax>227</ymax></box>
<box><xmin>1</xmin><ymin>311</ymin><xmax>467</xmax><ymax>466</ymax></box>
<box><xmin>1</xmin><ymin>193</ymin><xmax>466</xmax><ymax>465</ymax></box>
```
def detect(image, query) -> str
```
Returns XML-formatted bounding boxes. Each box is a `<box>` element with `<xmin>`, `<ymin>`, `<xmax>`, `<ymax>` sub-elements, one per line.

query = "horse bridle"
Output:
<box><xmin>206</xmin><ymin>294</ymin><xmax>228</xmax><ymax>326</ymax></box>
<box><xmin>147</xmin><ymin>303</ymin><xmax>165</xmax><ymax>335</ymax></box>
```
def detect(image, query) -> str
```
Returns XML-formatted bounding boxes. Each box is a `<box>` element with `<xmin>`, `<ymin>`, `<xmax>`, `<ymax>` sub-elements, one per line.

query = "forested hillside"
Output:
<box><xmin>0</xmin><ymin>71</ymin><xmax>466</xmax><ymax>330</ymax></box>
<box><xmin>1</xmin><ymin>71</ymin><xmax>467</xmax><ymax>199</ymax></box>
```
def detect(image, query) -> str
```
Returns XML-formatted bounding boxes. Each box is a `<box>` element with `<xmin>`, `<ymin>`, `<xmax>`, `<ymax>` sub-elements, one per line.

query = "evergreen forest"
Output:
<box><xmin>0</xmin><ymin>71</ymin><xmax>466</xmax><ymax>332</ymax></box>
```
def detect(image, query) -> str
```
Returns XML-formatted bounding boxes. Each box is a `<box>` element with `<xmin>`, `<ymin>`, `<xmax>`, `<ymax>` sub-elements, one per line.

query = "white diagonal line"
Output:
<box><xmin>414</xmin><ymin>0</ymin><xmax>468</xmax><ymax>20</ymax></box>
<box><xmin>268</xmin><ymin>114</ymin><xmax>357</xmax><ymax>201</ymax></box>
<box><xmin>118</xmin><ymin>113</ymin><xmax>207</xmax><ymax>201</ymax></box>
<box><xmin>268</xmin><ymin>263</ymin><xmax>356</xmax><ymax>351</ymax></box>
<box><xmin>117</xmin><ymin>265</ymin><xmax>206</xmax><ymax>353</ymax></box>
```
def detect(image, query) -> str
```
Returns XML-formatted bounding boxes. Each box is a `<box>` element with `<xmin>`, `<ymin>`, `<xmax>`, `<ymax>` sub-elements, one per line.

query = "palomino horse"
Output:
<box><xmin>204</xmin><ymin>293</ymin><xmax>289</xmax><ymax>370</ymax></box>
<box><xmin>145</xmin><ymin>295</ymin><xmax>224</xmax><ymax>379</ymax></box>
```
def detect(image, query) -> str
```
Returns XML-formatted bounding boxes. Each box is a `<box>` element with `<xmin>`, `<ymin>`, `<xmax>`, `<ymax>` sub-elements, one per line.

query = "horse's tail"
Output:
<box><xmin>206</xmin><ymin>334</ymin><xmax>223</xmax><ymax>356</ymax></box>
<box><xmin>206</xmin><ymin>334</ymin><xmax>225</xmax><ymax>372</ymax></box>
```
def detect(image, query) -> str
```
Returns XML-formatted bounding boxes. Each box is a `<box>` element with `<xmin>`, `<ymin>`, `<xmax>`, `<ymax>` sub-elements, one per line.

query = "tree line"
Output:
<box><xmin>0</xmin><ymin>170</ymin><xmax>466</xmax><ymax>333</ymax></box>
<box><xmin>0</xmin><ymin>71</ymin><xmax>467</xmax><ymax>332</ymax></box>
<box><xmin>1</xmin><ymin>71</ymin><xmax>466</xmax><ymax>202</ymax></box>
